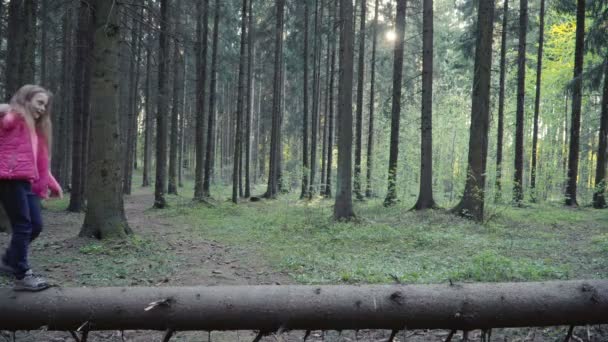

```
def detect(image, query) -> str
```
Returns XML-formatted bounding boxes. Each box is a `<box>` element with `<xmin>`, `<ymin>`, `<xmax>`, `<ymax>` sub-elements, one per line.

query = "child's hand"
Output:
<box><xmin>50</xmin><ymin>188</ymin><xmax>63</xmax><ymax>199</ymax></box>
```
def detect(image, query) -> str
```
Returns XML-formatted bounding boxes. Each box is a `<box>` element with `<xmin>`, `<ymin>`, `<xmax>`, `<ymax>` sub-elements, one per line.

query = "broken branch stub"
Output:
<box><xmin>0</xmin><ymin>280</ymin><xmax>606</xmax><ymax>331</ymax></box>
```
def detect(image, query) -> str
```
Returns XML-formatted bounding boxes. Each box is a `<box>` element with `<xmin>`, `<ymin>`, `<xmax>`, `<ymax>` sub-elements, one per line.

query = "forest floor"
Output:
<box><xmin>0</xmin><ymin>184</ymin><xmax>607</xmax><ymax>341</ymax></box>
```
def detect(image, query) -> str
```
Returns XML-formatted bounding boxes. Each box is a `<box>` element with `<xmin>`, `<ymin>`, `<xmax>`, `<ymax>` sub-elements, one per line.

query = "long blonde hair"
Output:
<box><xmin>9</xmin><ymin>85</ymin><xmax>54</xmax><ymax>154</ymax></box>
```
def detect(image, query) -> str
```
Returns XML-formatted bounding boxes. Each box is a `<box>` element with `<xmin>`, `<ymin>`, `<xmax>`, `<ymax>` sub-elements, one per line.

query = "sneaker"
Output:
<box><xmin>0</xmin><ymin>259</ymin><xmax>14</xmax><ymax>275</ymax></box>
<box><xmin>14</xmin><ymin>270</ymin><xmax>49</xmax><ymax>292</ymax></box>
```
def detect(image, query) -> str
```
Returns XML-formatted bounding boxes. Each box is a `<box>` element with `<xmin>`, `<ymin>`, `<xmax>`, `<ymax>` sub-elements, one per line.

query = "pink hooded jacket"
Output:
<box><xmin>0</xmin><ymin>109</ymin><xmax>61</xmax><ymax>199</ymax></box>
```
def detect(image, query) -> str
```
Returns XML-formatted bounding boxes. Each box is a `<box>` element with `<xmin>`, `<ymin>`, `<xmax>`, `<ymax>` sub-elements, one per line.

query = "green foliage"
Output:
<box><xmin>450</xmin><ymin>250</ymin><xmax>569</xmax><ymax>282</ymax></box>
<box><xmin>160</xmin><ymin>190</ymin><xmax>605</xmax><ymax>285</ymax></box>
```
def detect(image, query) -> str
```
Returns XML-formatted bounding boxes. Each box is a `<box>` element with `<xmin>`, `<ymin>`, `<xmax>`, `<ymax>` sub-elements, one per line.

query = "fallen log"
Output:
<box><xmin>0</xmin><ymin>280</ymin><xmax>606</xmax><ymax>331</ymax></box>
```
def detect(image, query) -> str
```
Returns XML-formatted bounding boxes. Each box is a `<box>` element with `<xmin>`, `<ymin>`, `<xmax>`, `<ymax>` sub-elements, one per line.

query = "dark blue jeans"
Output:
<box><xmin>0</xmin><ymin>180</ymin><xmax>42</xmax><ymax>278</ymax></box>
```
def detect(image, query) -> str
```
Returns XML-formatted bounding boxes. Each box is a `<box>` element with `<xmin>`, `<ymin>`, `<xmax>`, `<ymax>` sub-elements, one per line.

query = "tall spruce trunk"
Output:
<box><xmin>203</xmin><ymin>0</ymin><xmax>219</xmax><ymax>197</ymax></box>
<box><xmin>123</xmin><ymin>6</ymin><xmax>142</xmax><ymax>195</ymax></box>
<box><xmin>334</xmin><ymin>0</ymin><xmax>355</xmax><ymax>219</ymax></box>
<box><xmin>513</xmin><ymin>0</ymin><xmax>528</xmax><ymax>204</ymax></box>
<box><xmin>353</xmin><ymin>0</ymin><xmax>366</xmax><ymax>201</ymax></box>
<box><xmin>245</xmin><ymin>0</ymin><xmax>255</xmax><ymax>198</ymax></box>
<box><xmin>265</xmin><ymin>0</ymin><xmax>285</xmax><ymax>199</ymax></box>
<box><xmin>142</xmin><ymin>30</ymin><xmax>153</xmax><ymax>187</ymax></box>
<box><xmin>233</xmin><ymin>0</ymin><xmax>248</xmax><ymax>204</ymax></box>
<box><xmin>593</xmin><ymin>61</ymin><xmax>608</xmax><ymax>209</ymax></box>
<box><xmin>384</xmin><ymin>0</ymin><xmax>407</xmax><ymax>207</ymax></box>
<box><xmin>565</xmin><ymin>0</ymin><xmax>585</xmax><ymax>206</ymax></box>
<box><xmin>54</xmin><ymin>6</ymin><xmax>73</xmax><ymax>188</ymax></box>
<box><xmin>321</xmin><ymin>27</ymin><xmax>331</xmax><ymax>196</ymax></box>
<box><xmin>154</xmin><ymin>0</ymin><xmax>170</xmax><ymax>209</ymax></box>
<box><xmin>309</xmin><ymin>0</ymin><xmax>323</xmax><ymax>199</ymax></box>
<box><xmin>325</xmin><ymin>0</ymin><xmax>337</xmax><ymax>199</ymax></box>
<box><xmin>68</xmin><ymin>0</ymin><xmax>92</xmax><ymax>213</ymax></box>
<box><xmin>451</xmin><ymin>0</ymin><xmax>495</xmax><ymax>222</ymax></box>
<box><xmin>39</xmin><ymin>0</ymin><xmax>48</xmax><ymax>87</ymax></box>
<box><xmin>530</xmin><ymin>0</ymin><xmax>545</xmax><ymax>202</ymax></box>
<box><xmin>5</xmin><ymin>0</ymin><xmax>23</xmax><ymax>100</ymax></box>
<box><xmin>495</xmin><ymin>0</ymin><xmax>509</xmax><ymax>203</ymax></box>
<box><xmin>80</xmin><ymin>0</ymin><xmax>131</xmax><ymax>239</ymax></box>
<box><xmin>168</xmin><ymin>19</ymin><xmax>184</xmax><ymax>195</ymax></box>
<box><xmin>301</xmin><ymin>0</ymin><xmax>310</xmax><ymax>199</ymax></box>
<box><xmin>413</xmin><ymin>0</ymin><xmax>436</xmax><ymax>210</ymax></box>
<box><xmin>194</xmin><ymin>0</ymin><xmax>209</xmax><ymax>200</ymax></box>
<box><xmin>366</xmin><ymin>0</ymin><xmax>379</xmax><ymax>198</ymax></box>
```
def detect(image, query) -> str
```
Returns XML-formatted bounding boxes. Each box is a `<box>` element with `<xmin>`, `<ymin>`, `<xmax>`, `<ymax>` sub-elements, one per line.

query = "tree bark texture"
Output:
<box><xmin>309</xmin><ymin>0</ymin><xmax>324</xmax><ymax>199</ymax></box>
<box><xmin>565</xmin><ymin>0</ymin><xmax>586</xmax><ymax>207</ymax></box>
<box><xmin>142</xmin><ymin>13</ymin><xmax>153</xmax><ymax>188</ymax></box>
<box><xmin>203</xmin><ymin>0</ymin><xmax>218</xmax><ymax>198</ymax></box>
<box><xmin>68</xmin><ymin>0</ymin><xmax>92</xmax><ymax>213</ymax></box>
<box><xmin>233</xmin><ymin>0</ymin><xmax>248</xmax><ymax>204</ymax></box>
<box><xmin>593</xmin><ymin>61</ymin><xmax>608</xmax><ymax>209</ymax></box>
<box><xmin>80</xmin><ymin>0</ymin><xmax>131</xmax><ymax>239</ymax></box>
<box><xmin>513</xmin><ymin>0</ymin><xmax>528</xmax><ymax>204</ymax></box>
<box><xmin>194</xmin><ymin>0</ymin><xmax>209</xmax><ymax>200</ymax></box>
<box><xmin>334</xmin><ymin>0</ymin><xmax>355</xmax><ymax>219</ymax></box>
<box><xmin>1</xmin><ymin>281</ymin><xmax>607</xmax><ymax>331</ymax></box>
<box><xmin>495</xmin><ymin>0</ymin><xmax>508</xmax><ymax>203</ymax></box>
<box><xmin>384</xmin><ymin>0</ymin><xmax>407</xmax><ymax>207</ymax></box>
<box><xmin>325</xmin><ymin>0</ymin><xmax>337</xmax><ymax>199</ymax></box>
<box><xmin>366</xmin><ymin>0</ymin><xmax>379</xmax><ymax>199</ymax></box>
<box><xmin>154</xmin><ymin>0</ymin><xmax>170</xmax><ymax>209</ymax></box>
<box><xmin>265</xmin><ymin>0</ymin><xmax>285</xmax><ymax>199</ymax></box>
<box><xmin>123</xmin><ymin>5</ymin><xmax>143</xmax><ymax>196</ymax></box>
<box><xmin>301</xmin><ymin>0</ymin><xmax>310</xmax><ymax>200</ymax></box>
<box><xmin>169</xmin><ymin>6</ymin><xmax>184</xmax><ymax>196</ymax></box>
<box><xmin>530</xmin><ymin>0</ymin><xmax>545</xmax><ymax>201</ymax></box>
<box><xmin>451</xmin><ymin>0</ymin><xmax>495</xmax><ymax>222</ymax></box>
<box><xmin>413</xmin><ymin>0</ymin><xmax>436</xmax><ymax>210</ymax></box>
<box><xmin>353</xmin><ymin>0</ymin><xmax>366</xmax><ymax>201</ymax></box>
<box><xmin>245</xmin><ymin>0</ymin><xmax>255</xmax><ymax>199</ymax></box>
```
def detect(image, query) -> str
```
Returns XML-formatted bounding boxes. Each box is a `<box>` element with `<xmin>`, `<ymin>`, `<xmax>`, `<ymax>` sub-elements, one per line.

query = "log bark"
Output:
<box><xmin>0</xmin><ymin>281</ymin><xmax>606</xmax><ymax>331</ymax></box>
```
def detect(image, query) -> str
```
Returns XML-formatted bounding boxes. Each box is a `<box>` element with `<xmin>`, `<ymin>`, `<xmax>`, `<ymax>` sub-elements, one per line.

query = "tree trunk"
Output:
<box><xmin>123</xmin><ymin>5</ymin><xmax>143</xmax><ymax>196</ymax></box>
<box><xmin>565</xmin><ymin>0</ymin><xmax>585</xmax><ymax>207</ymax></box>
<box><xmin>19</xmin><ymin>0</ymin><xmax>35</xmax><ymax>85</ymax></box>
<box><xmin>451</xmin><ymin>0</ymin><xmax>495</xmax><ymax>222</ymax></box>
<box><xmin>413</xmin><ymin>0</ymin><xmax>436</xmax><ymax>210</ymax></box>
<box><xmin>309</xmin><ymin>0</ymin><xmax>324</xmax><ymax>199</ymax></box>
<box><xmin>265</xmin><ymin>0</ymin><xmax>285</xmax><ymax>199</ymax></box>
<box><xmin>530</xmin><ymin>0</ymin><xmax>545</xmax><ymax>202</ymax></box>
<box><xmin>142</xmin><ymin>21</ymin><xmax>153</xmax><ymax>188</ymax></box>
<box><xmin>353</xmin><ymin>0</ymin><xmax>366</xmax><ymax>201</ymax></box>
<box><xmin>325</xmin><ymin>0</ymin><xmax>337</xmax><ymax>199</ymax></box>
<box><xmin>513</xmin><ymin>0</ymin><xmax>528</xmax><ymax>204</ymax></box>
<box><xmin>68</xmin><ymin>0</ymin><xmax>92</xmax><ymax>213</ymax></box>
<box><xmin>169</xmin><ymin>5</ymin><xmax>184</xmax><ymax>196</ymax></box>
<box><xmin>384</xmin><ymin>0</ymin><xmax>407</xmax><ymax>207</ymax></box>
<box><xmin>80</xmin><ymin>0</ymin><xmax>131</xmax><ymax>239</ymax></box>
<box><xmin>39</xmin><ymin>0</ymin><xmax>48</xmax><ymax>87</ymax></box>
<box><xmin>233</xmin><ymin>0</ymin><xmax>248</xmax><ymax>204</ymax></box>
<box><xmin>154</xmin><ymin>0</ymin><xmax>170</xmax><ymax>209</ymax></box>
<box><xmin>1</xmin><ymin>281</ymin><xmax>607</xmax><ymax>331</ymax></box>
<box><xmin>593</xmin><ymin>61</ymin><xmax>608</xmax><ymax>209</ymax></box>
<box><xmin>301</xmin><ymin>0</ymin><xmax>310</xmax><ymax>200</ymax></box>
<box><xmin>53</xmin><ymin>5</ymin><xmax>73</xmax><ymax>189</ymax></box>
<box><xmin>334</xmin><ymin>0</ymin><xmax>355</xmax><ymax>219</ymax></box>
<box><xmin>495</xmin><ymin>0</ymin><xmax>509</xmax><ymax>203</ymax></box>
<box><xmin>194</xmin><ymin>0</ymin><xmax>209</xmax><ymax>200</ymax></box>
<box><xmin>245</xmin><ymin>0</ymin><xmax>255</xmax><ymax>199</ymax></box>
<box><xmin>366</xmin><ymin>0</ymin><xmax>379</xmax><ymax>199</ymax></box>
<box><xmin>320</xmin><ymin>27</ymin><xmax>331</xmax><ymax>196</ymax></box>
<box><xmin>203</xmin><ymin>0</ymin><xmax>218</xmax><ymax>198</ymax></box>
<box><xmin>5</xmin><ymin>0</ymin><xmax>23</xmax><ymax>100</ymax></box>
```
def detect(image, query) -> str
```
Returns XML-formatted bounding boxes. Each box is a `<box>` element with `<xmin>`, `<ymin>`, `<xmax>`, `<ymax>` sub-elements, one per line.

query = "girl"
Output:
<box><xmin>0</xmin><ymin>85</ymin><xmax>62</xmax><ymax>291</ymax></box>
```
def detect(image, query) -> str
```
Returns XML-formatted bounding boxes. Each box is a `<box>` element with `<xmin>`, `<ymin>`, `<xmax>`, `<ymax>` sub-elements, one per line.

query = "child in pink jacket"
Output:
<box><xmin>0</xmin><ymin>85</ymin><xmax>62</xmax><ymax>291</ymax></box>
